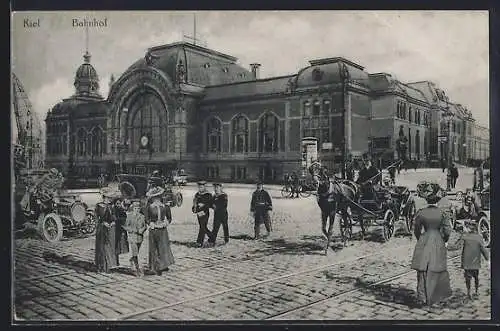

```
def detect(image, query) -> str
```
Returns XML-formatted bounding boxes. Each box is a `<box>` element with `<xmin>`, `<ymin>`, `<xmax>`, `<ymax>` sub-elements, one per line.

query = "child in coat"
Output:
<box><xmin>450</xmin><ymin>222</ymin><xmax>489</xmax><ymax>299</ymax></box>
<box><xmin>124</xmin><ymin>201</ymin><xmax>147</xmax><ymax>277</ymax></box>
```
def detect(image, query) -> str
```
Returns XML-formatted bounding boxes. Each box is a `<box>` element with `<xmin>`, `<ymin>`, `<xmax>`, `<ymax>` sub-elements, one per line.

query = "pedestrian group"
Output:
<box><xmin>94</xmin><ymin>179</ymin><xmax>273</xmax><ymax>277</ymax></box>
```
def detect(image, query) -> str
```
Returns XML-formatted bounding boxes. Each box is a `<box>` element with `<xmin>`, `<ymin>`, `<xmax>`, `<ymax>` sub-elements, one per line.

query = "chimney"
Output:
<box><xmin>250</xmin><ymin>63</ymin><xmax>261</xmax><ymax>80</ymax></box>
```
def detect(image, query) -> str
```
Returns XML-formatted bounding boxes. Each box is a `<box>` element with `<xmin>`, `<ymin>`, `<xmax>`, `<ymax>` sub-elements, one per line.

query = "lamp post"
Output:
<box><xmin>441</xmin><ymin>108</ymin><xmax>454</xmax><ymax>191</ymax></box>
<box><xmin>339</xmin><ymin>63</ymin><xmax>350</xmax><ymax>179</ymax></box>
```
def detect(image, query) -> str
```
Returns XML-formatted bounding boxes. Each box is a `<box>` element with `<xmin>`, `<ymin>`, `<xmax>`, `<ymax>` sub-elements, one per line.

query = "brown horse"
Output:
<box><xmin>309</xmin><ymin>165</ymin><xmax>358</xmax><ymax>250</ymax></box>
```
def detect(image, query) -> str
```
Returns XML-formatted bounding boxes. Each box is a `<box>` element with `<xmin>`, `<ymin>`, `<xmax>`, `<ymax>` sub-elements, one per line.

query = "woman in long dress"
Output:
<box><xmin>94</xmin><ymin>192</ymin><xmax>118</xmax><ymax>273</ymax></box>
<box><xmin>146</xmin><ymin>187</ymin><xmax>175</xmax><ymax>275</ymax></box>
<box><xmin>411</xmin><ymin>181</ymin><xmax>453</xmax><ymax>306</ymax></box>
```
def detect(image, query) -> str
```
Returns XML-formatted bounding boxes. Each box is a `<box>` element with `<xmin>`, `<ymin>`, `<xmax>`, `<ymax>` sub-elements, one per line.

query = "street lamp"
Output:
<box><xmin>339</xmin><ymin>63</ymin><xmax>350</xmax><ymax>179</ymax></box>
<box><xmin>441</xmin><ymin>109</ymin><xmax>454</xmax><ymax>191</ymax></box>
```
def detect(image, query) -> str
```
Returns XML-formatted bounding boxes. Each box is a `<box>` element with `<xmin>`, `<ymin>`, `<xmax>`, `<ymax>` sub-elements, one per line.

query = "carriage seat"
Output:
<box><xmin>359</xmin><ymin>199</ymin><xmax>383</xmax><ymax>212</ymax></box>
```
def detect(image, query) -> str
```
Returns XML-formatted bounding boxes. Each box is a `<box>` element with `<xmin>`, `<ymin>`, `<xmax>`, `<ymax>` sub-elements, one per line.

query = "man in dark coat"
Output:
<box><xmin>290</xmin><ymin>172</ymin><xmax>300</xmax><ymax>198</ymax></box>
<box><xmin>146</xmin><ymin>186</ymin><xmax>175</xmax><ymax>275</ymax></box>
<box><xmin>356</xmin><ymin>156</ymin><xmax>381</xmax><ymax>200</ymax></box>
<box><xmin>192</xmin><ymin>181</ymin><xmax>214</xmax><ymax>247</ymax></box>
<box><xmin>250</xmin><ymin>182</ymin><xmax>273</xmax><ymax>239</ymax></box>
<box><xmin>112</xmin><ymin>198</ymin><xmax>130</xmax><ymax>266</ymax></box>
<box><xmin>209</xmin><ymin>183</ymin><xmax>229</xmax><ymax>245</ymax></box>
<box><xmin>450</xmin><ymin>163</ymin><xmax>459</xmax><ymax>189</ymax></box>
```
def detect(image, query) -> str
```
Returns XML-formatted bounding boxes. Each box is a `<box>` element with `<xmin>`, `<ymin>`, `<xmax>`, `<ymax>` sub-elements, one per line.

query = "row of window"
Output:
<box><xmin>207</xmin><ymin>113</ymin><xmax>280</xmax><ymax>153</ymax></box>
<box><xmin>303</xmin><ymin>99</ymin><xmax>334</xmax><ymax>116</ymax></box>
<box><xmin>46</xmin><ymin>122</ymin><xmax>67</xmax><ymax>135</ymax></box>
<box><xmin>396</xmin><ymin>101</ymin><xmax>430</xmax><ymax>127</ymax></box>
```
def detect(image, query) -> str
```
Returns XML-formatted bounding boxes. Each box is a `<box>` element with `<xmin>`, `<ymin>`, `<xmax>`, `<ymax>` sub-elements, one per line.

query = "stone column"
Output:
<box><xmin>285</xmin><ymin>101</ymin><xmax>290</xmax><ymax>152</ymax></box>
<box><xmin>346</xmin><ymin>92</ymin><xmax>352</xmax><ymax>152</ymax></box>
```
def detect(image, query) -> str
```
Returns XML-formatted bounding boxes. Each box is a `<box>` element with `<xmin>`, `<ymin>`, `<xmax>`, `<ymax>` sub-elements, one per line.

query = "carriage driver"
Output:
<box><xmin>356</xmin><ymin>155</ymin><xmax>382</xmax><ymax>200</ymax></box>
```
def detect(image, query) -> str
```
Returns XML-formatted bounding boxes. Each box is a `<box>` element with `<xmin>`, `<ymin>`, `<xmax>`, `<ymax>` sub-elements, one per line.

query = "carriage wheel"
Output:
<box><xmin>405</xmin><ymin>201</ymin><xmax>416</xmax><ymax>234</ymax></box>
<box><xmin>478</xmin><ymin>216</ymin><xmax>490</xmax><ymax>247</ymax></box>
<box><xmin>359</xmin><ymin>217</ymin><xmax>366</xmax><ymax>240</ymax></box>
<box><xmin>281</xmin><ymin>186</ymin><xmax>291</xmax><ymax>198</ymax></box>
<box><xmin>340</xmin><ymin>208</ymin><xmax>353</xmax><ymax>242</ymax></box>
<box><xmin>382</xmin><ymin>209</ymin><xmax>395</xmax><ymax>242</ymax></box>
<box><xmin>41</xmin><ymin>214</ymin><xmax>63</xmax><ymax>242</ymax></box>
<box><xmin>299</xmin><ymin>186</ymin><xmax>311</xmax><ymax>198</ymax></box>
<box><xmin>175</xmin><ymin>193</ymin><xmax>183</xmax><ymax>207</ymax></box>
<box><xmin>82</xmin><ymin>212</ymin><xmax>96</xmax><ymax>235</ymax></box>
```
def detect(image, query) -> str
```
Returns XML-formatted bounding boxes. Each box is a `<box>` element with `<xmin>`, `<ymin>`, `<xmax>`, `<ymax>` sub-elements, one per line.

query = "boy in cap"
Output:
<box><xmin>209</xmin><ymin>183</ymin><xmax>229</xmax><ymax>245</ymax></box>
<box><xmin>449</xmin><ymin>222</ymin><xmax>489</xmax><ymax>299</ymax></box>
<box><xmin>250</xmin><ymin>181</ymin><xmax>273</xmax><ymax>239</ymax></box>
<box><xmin>124</xmin><ymin>201</ymin><xmax>147</xmax><ymax>277</ymax></box>
<box><xmin>192</xmin><ymin>181</ymin><xmax>214</xmax><ymax>247</ymax></box>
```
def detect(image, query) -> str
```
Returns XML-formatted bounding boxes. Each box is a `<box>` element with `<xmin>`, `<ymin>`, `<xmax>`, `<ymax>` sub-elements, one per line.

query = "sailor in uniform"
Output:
<box><xmin>209</xmin><ymin>183</ymin><xmax>229</xmax><ymax>245</ymax></box>
<box><xmin>192</xmin><ymin>181</ymin><xmax>214</xmax><ymax>247</ymax></box>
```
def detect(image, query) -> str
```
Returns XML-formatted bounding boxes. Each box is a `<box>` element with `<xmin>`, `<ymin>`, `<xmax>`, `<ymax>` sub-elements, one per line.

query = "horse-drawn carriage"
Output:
<box><xmin>116</xmin><ymin>174</ymin><xmax>183</xmax><ymax>209</ymax></box>
<box><xmin>15</xmin><ymin>169</ymin><xmax>96</xmax><ymax>242</ymax></box>
<box><xmin>451</xmin><ymin>162</ymin><xmax>490</xmax><ymax>247</ymax></box>
<box><xmin>340</xmin><ymin>182</ymin><xmax>415</xmax><ymax>243</ymax></box>
<box><xmin>309</xmin><ymin>161</ymin><xmax>415</xmax><ymax>254</ymax></box>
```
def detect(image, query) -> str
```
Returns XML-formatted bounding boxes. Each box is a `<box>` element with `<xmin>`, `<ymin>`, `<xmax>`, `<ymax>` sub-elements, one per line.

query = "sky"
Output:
<box><xmin>11</xmin><ymin>10</ymin><xmax>489</xmax><ymax>129</ymax></box>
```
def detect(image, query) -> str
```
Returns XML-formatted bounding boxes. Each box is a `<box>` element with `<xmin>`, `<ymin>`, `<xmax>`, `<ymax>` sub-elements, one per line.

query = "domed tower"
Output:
<box><xmin>73</xmin><ymin>51</ymin><xmax>103</xmax><ymax>100</ymax></box>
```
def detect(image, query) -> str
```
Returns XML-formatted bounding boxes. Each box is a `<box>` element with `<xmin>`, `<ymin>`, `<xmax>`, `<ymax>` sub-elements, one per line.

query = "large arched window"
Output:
<box><xmin>90</xmin><ymin>127</ymin><xmax>105</xmax><ymax>157</ymax></box>
<box><xmin>206</xmin><ymin>117</ymin><xmax>222</xmax><ymax>153</ymax></box>
<box><xmin>232</xmin><ymin>115</ymin><xmax>249</xmax><ymax>153</ymax></box>
<box><xmin>126</xmin><ymin>92</ymin><xmax>166</xmax><ymax>152</ymax></box>
<box><xmin>259</xmin><ymin>113</ymin><xmax>279</xmax><ymax>153</ymax></box>
<box><xmin>77</xmin><ymin>128</ymin><xmax>87</xmax><ymax>156</ymax></box>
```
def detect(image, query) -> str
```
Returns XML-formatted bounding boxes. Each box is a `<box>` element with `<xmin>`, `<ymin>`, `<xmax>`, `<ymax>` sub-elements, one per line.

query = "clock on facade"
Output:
<box><xmin>140</xmin><ymin>135</ymin><xmax>149</xmax><ymax>148</ymax></box>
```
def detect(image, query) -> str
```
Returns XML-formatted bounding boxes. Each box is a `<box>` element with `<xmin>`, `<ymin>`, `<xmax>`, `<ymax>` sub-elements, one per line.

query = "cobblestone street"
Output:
<box><xmin>13</xmin><ymin>169</ymin><xmax>491</xmax><ymax>321</ymax></box>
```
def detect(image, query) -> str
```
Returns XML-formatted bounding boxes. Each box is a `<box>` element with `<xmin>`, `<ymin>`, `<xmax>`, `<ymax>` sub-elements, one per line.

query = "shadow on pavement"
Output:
<box><xmin>323</xmin><ymin>272</ymin><xmax>472</xmax><ymax>310</ymax></box>
<box><xmin>170</xmin><ymin>240</ymin><xmax>202</xmax><ymax>248</ymax></box>
<box><xmin>229</xmin><ymin>234</ymin><xmax>254</xmax><ymax>241</ymax></box>
<box><xmin>246</xmin><ymin>237</ymin><xmax>344</xmax><ymax>256</ymax></box>
<box><xmin>42</xmin><ymin>251</ymin><xmax>134</xmax><ymax>276</ymax></box>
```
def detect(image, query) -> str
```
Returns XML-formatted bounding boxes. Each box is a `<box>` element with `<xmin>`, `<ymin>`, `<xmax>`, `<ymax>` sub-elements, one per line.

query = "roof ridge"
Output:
<box><xmin>206</xmin><ymin>74</ymin><xmax>296</xmax><ymax>88</ymax></box>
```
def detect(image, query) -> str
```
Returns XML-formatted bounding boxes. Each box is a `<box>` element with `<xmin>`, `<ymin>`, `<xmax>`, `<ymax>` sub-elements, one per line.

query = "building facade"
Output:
<box><xmin>45</xmin><ymin>41</ymin><xmax>490</xmax><ymax>182</ymax></box>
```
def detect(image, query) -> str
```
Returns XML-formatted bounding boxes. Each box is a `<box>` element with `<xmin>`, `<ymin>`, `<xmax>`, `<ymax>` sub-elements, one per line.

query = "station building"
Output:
<box><xmin>45</xmin><ymin>41</ymin><xmax>489</xmax><ymax>183</ymax></box>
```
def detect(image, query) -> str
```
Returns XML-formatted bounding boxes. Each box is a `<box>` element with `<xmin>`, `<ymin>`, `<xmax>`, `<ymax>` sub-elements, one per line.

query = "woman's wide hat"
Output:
<box><xmin>416</xmin><ymin>181</ymin><xmax>442</xmax><ymax>202</ymax></box>
<box><xmin>146</xmin><ymin>186</ymin><xmax>165</xmax><ymax>198</ymax></box>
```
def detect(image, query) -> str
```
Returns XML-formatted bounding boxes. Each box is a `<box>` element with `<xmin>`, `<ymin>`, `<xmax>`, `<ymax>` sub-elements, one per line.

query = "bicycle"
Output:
<box><xmin>281</xmin><ymin>185</ymin><xmax>293</xmax><ymax>198</ymax></box>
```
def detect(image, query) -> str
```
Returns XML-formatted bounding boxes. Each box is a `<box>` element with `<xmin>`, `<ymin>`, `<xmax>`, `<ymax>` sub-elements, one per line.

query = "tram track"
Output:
<box><xmin>265</xmin><ymin>254</ymin><xmax>462</xmax><ymax>320</ymax></box>
<box><xmin>117</xmin><ymin>248</ymin><xmax>415</xmax><ymax>320</ymax></box>
<box><xmin>15</xmin><ymin>234</ymin><xmax>351</xmax><ymax>302</ymax></box>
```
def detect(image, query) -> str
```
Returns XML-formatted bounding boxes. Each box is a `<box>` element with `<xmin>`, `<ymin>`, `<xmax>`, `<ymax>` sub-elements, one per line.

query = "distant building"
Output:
<box><xmin>45</xmin><ymin>41</ymin><xmax>489</xmax><ymax>182</ymax></box>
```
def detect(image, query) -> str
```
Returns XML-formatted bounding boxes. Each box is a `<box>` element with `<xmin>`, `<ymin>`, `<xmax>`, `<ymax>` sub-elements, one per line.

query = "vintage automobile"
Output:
<box><xmin>15</xmin><ymin>170</ymin><xmax>96</xmax><ymax>242</ymax></box>
<box><xmin>116</xmin><ymin>174</ymin><xmax>183</xmax><ymax>208</ymax></box>
<box><xmin>172</xmin><ymin>169</ymin><xmax>188</xmax><ymax>186</ymax></box>
<box><xmin>452</xmin><ymin>161</ymin><xmax>490</xmax><ymax>247</ymax></box>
